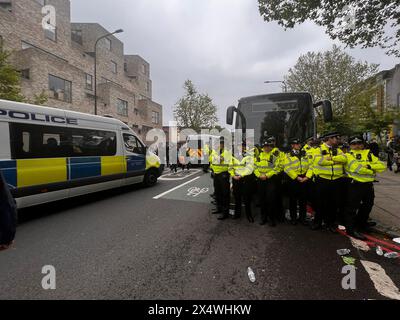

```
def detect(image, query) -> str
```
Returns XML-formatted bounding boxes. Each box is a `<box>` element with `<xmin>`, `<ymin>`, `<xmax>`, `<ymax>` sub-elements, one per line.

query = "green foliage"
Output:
<box><xmin>0</xmin><ymin>45</ymin><xmax>25</xmax><ymax>102</ymax></box>
<box><xmin>285</xmin><ymin>45</ymin><xmax>379</xmax><ymax>116</ymax></box>
<box><xmin>258</xmin><ymin>0</ymin><xmax>400</xmax><ymax>57</ymax></box>
<box><xmin>174</xmin><ymin>80</ymin><xmax>218</xmax><ymax>132</ymax></box>
<box><xmin>0</xmin><ymin>44</ymin><xmax>48</xmax><ymax>106</ymax></box>
<box><xmin>31</xmin><ymin>90</ymin><xmax>48</xmax><ymax>105</ymax></box>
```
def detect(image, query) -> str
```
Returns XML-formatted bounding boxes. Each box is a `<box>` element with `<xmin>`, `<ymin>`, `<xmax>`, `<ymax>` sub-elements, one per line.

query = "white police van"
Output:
<box><xmin>0</xmin><ymin>99</ymin><xmax>162</xmax><ymax>208</ymax></box>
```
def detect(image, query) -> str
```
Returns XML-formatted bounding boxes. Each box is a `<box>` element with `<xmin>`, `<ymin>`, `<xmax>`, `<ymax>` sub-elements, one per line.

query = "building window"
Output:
<box><xmin>111</xmin><ymin>61</ymin><xmax>117</xmax><ymax>74</ymax></box>
<box><xmin>20</xmin><ymin>69</ymin><xmax>30</xmax><ymax>80</ymax></box>
<box><xmin>117</xmin><ymin>99</ymin><xmax>128</xmax><ymax>117</ymax></box>
<box><xmin>35</xmin><ymin>0</ymin><xmax>46</xmax><ymax>5</ymax></box>
<box><xmin>146</xmin><ymin>82</ymin><xmax>151</xmax><ymax>92</ymax></box>
<box><xmin>85</xmin><ymin>73</ymin><xmax>93</xmax><ymax>90</ymax></box>
<box><xmin>71</xmin><ymin>29</ymin><xmax>83</xmax><ymax>45</ymax></box>
<box><xmin>0</xmin><ymin>0</ymin><xmax>12</xmax><ymax>12</ymax></box>
<box><xmin>124</xmin><ymin>62</ymin><xmax>128</xmax><ymax>72</ymax></box>
<box><xmin>152</xmin><ymin>111</ymin><xmax>159</xmax><ymax>124</ymax></box>
<box><xmin>49</xmin><ymin>74</ymin><xmax>72</xmax><ymax>103</ymax></box>
<box><xmin>104</xmin><ymin>38</ymin><xmax>111</xmax><ymax>51</ymax></box>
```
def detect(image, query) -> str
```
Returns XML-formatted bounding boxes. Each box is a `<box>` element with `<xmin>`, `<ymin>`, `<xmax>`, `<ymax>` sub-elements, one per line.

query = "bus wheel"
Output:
<box><xmin>143</xmin><ymin>169</ymin><xmax>158</xmax><ymax>187</ymax></box>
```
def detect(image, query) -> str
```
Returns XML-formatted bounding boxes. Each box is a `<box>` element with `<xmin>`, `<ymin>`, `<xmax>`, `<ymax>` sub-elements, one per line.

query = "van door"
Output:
<box><xmin>122</xmin><ymin>133</ymin><xmax>146</xmax><ymax>185</ymax></box>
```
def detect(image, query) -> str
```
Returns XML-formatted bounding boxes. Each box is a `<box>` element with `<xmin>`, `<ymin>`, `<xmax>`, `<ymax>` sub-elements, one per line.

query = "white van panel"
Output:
<box><xmin>68</xmin><ymin>179</ymin><xmax>123</xmax><ymax>198</ymax></box>
<box><xmin>16</xmin><ymin>189</ymin><xmax>69</xmax><ymax>209</ymax></box>
<box><xmin>0</xmin><ymin>122</ymin><xmax>10</xmax><ymax>159</ymax></box>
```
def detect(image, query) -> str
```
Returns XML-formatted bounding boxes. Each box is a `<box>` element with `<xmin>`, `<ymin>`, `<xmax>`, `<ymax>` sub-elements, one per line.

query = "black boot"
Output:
<box><xmin>347</xmin><ymin>230</ymin><xmax>367</xmax><ymax>241</ymax></box>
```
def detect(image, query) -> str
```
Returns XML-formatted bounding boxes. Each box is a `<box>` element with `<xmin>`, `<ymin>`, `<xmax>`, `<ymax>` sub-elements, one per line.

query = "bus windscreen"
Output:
<box><xmin>237</xmin><ymin>95</ymin><xmax>314</xmax><ymax>150</ymax></box>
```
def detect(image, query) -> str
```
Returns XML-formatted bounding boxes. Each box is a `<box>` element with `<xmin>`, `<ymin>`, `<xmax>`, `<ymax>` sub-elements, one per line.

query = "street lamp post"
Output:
<box><xmin>94</xmin><ymin>29</ymin><xmax>123</xmax><ymax>115</ymax></box>
<box><xmin>264</xmin><ymin>80</ymin><xmax>288</xmax><ymax>93</ymax></box>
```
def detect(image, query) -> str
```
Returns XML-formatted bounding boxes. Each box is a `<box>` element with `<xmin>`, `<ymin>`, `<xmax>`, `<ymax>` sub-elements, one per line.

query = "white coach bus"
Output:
<box><xmin>0</xmin><ymin>99</ymin><xmax>162</xmax><ymax>209</ymax></box>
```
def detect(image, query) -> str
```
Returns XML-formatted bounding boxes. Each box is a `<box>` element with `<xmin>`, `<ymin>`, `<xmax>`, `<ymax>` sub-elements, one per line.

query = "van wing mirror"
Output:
<box><xmin>314</xmin><ymin>100</ymin><xmax>333</xmax><ymax>123</ymax></box>
<box><xmin>226</xmin><ymin>106</ymin><xmax>235</xmax><ymax>125</ymax></box>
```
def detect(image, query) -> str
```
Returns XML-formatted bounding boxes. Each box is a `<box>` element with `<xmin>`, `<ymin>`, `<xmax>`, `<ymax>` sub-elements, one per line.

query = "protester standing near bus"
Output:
<box><xmin>343</xmin><ymin>136</ymin><xmax>386</xmax><ymax>240</ymax></box>
<box><xmin>230</xmin><ymin>142</ymin><xmax>255</xmax><ymax>222</ymax></box>
<box><xmin>283</xmin><ymin>139</ymin><xmax>313</xmax><ymax>225</ymax></box>
<box><xmin>311</xmin><ymin>132</ymin><xmax>347</xmax><ymax>232</ymax></box>
<box><xmin>254</xmin><ymin>137</ymin><xmax>283</xmax><ymax>227</ymax></box>
<box><xmin>210</xmin><ymin>137</ymin><xmax>232</xmax><ymax>220</ymax></box>
<box><xmin>0</xmin><ymin>171</ymin><xmax>17</xmax><ymax>251</ymax></box>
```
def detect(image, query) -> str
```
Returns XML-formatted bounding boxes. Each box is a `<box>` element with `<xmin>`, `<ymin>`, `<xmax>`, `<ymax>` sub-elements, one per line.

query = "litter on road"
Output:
<box><xmin>342</xmin><ymin>256</ymin><xmax>356</xmax><ymax>266</ymax></box>
<box><xmin>376</xmin><ymin>246</ymin><xmax>384</xmax><ymax>256</ymax></box>
<box><xmin>337</xmin><ymin>249</ymin><xmax>351</xmax><ymax>256</ymax></box>
<box><xmin>247</xmin><ymin>267</ymin><xmax>256</xmax><ymax>283</ymax></box>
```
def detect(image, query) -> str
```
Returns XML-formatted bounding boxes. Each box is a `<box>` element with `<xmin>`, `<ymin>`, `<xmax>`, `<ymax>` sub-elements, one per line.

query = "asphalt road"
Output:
<box><xmin>0</xmin><ymin>169</ymin><xmax>399</xmax><ymax>300</ymax></box>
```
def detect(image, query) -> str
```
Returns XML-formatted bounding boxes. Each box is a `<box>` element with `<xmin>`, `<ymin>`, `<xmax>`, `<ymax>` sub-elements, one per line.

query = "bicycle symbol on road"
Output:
<box><xmin>187</xmin><ymin>187</ymin><xmax>209</xmax><ymax>197</ymax></box>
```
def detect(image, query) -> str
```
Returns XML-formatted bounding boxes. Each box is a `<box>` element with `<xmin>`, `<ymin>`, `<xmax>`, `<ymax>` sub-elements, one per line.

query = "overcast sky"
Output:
<box><xmin>71</xmin><ymin>0</ymin><xmax>399</xmax><ymax>126</ymax></box>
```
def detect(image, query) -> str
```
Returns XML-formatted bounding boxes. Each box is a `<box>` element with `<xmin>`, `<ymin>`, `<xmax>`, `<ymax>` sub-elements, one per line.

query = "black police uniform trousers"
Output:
<box><xmin>232</xmin><ymin>175</ymin><xmax>254</xmax><ymax>217</ymax></box>
<box><xmin>214</xmin><ymin>171</ymin><xmax>230</xmax><ymax>214</ymax></box>
<box><xmin>344</xmin><ymin>180</ymin><xmax>374</xmax><ymax>232</ymax></box>
<box><xmin>287</xmin><ymin>177</ymin><xmax>308</xmax><ymax>221</ymax></box>
<box><xmin>258</xmin><ymin>175</ymin><xmax>278</xmax><ymax>223</ymax></box>
<box><xmin>314</xmin><ymin>177</ymin><xmax>344</xmax><ymax>227</ymax></box>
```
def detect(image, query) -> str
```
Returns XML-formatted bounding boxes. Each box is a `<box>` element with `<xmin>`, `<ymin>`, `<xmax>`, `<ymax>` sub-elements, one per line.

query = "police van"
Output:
<box><xmin>0</xmin><ymin>99</ymin><xmax>162</xmax><ymax>209</ymax></box>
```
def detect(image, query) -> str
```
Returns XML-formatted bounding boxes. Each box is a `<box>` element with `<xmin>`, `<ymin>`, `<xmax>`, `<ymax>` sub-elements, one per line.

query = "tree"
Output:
<box><xmin>258</xmin><ymin>0</ymin><xmax>400</xmax><ymax>57</ymax></box>
<box><xmin>345</xmin><ymin>81</ymin><xmax>400</xmax><ymax>142</ymax></box>
<box><xmin>285</xmin><ymin>45</ymin><xmax>379</xmax><ymax>116</ymax></box>
<box><xmin>0</xmin><ymin>44</ymin><xmax>48</xmax><ymax>105</ymax></box>
<box><xmin>0</xmin><ymin>44</ymin><xmax>25</xmax><ymax>102</ymax></box>
<box><xmin>174</xmin><ymin>80</ymin><xmax>218</xmax><ymax>132</ymax></box>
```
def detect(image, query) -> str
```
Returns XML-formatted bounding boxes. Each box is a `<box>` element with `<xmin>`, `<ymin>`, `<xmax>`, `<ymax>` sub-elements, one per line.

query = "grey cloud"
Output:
<box><xmin>71</xmin><ymin>0</ymin><xmax>399</xmax><ymax>126</ymax></box>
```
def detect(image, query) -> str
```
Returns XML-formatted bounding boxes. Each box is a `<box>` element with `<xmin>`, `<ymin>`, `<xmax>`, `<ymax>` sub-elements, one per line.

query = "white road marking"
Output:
<box><xmin>153</xmin><ymin>176</ymin><xmax>201</xmax><ymax>199</ymax></box>
<box><xmin>350</xmin><ymin>237</ymin><xmax>370</xmax><ymax>252</ymax></box>
<box><xmin>360</xmin><ymin>260</ymin><xmax>400</xmax><ymax>300</ymax></box>
<box><xmin>159</xmin><ymin>169</ymin><xmax>202</xmax><ymax>181</ymax></box>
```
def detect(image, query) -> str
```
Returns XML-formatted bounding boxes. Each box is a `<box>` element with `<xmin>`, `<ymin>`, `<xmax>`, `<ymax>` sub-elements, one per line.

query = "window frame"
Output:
<box><xmin>116</xmin><ymin>99</ymin><xmax>128</xmax><ymax>117</ymax></box>
<box><xmin>49</xmin><ymin>74</ymin><xmax>72</xmax><ymax>103</ymax></box>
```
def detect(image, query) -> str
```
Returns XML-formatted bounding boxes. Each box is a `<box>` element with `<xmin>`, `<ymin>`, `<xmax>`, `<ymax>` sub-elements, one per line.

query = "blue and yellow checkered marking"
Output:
<box><xmin>0</xmin><ymin>160</ymin><xmax>17</xmax><ymax>189</ymax></box>
<box><xmin>68</xmin><ymin>157</ymin><xmax>101</xmax><ymax>180</ymax></box>
<box><xmin>0</xmin><ymin>155</ymin><xmax>147</xmax><ymax>190</ymax></box>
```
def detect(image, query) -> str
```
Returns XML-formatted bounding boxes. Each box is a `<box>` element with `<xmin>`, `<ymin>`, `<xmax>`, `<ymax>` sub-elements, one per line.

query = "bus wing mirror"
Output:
<box><xmin>226</xmin><ymin>106</ymin><xmax>235</xmax><ymax>125</ymax></box>
<box><xmin>314</xmin><ymin>100</ymin><xmax>333</xmax><ymax>122</ymax></box>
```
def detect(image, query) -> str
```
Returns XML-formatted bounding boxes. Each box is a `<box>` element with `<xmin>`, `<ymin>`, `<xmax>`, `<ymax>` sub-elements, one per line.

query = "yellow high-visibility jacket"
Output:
<box><xmin>210</xmin><ymin>149</ymin><xmax>233</xmax><ymax>174</ymax></box>
<box><xmin>282</xmin><ymin>151</ymin><xmax>313</xmax><ymax>180</ymax></box>
<box><xmin>313</xmin><ymin>144</ymin><xmax>347</xmax><ymax>180</ymax></box>
<box><xmin>229</xmin><ymin>153</ymin><xmax>255</xmax><ymax>178</ymax></box>
<box><xmin>254</xmin><ymin>148</ymin><xmax>283</xmax><ymax>179</ymax></box>
<box><xmin>345</xmin><ymin>149</ymin><xmax>386</xmax><ymax>182</ymax></box>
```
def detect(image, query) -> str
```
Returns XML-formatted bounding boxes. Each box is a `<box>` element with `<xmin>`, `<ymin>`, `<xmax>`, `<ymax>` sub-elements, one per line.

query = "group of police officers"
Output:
<box><xmin>207</xmin><ymin>132</ymin><xmax>386</xmax><ymax>241</ymax></box>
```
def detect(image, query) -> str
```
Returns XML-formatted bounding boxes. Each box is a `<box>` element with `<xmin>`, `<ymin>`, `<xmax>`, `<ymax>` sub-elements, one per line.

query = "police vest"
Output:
<box><xmin>345</xmin><ymin>149</ymin><xmax>386</xmax><ymax>182</ymax></box>
<box><xmin>283</xmin><ymin>151</ymin><xmax>313</xmax><ymax>180</ymax></box>
<box><xmin>211</xmin><ymin>149</ymin><xmax>232</xmax><ymax>174</ymax></box>
<box><xmin>254</xmin><ymin>148</ymin><xmax>283</xmax><ymax>179</ymax></box>
<box><xmin>313</xmin><ymin>144</ymin><xmax>347</xmax><ymax>180</ymax></box>
<box><xmin>229</xmin><ymin>154</ymin><xmax>255</xmax><ymax>177</ymax></box>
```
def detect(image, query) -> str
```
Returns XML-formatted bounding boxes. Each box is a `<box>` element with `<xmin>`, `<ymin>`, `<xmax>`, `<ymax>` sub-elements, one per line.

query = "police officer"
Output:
<box><xmin>343</xmin><ymin>136</ymin><xmax>386</xmax><ymax>240</ymax></box>
<box><xmin>211</xmin><ymin>137</ymin><xmax>233</xmax><ymax>220</ymax></box>
<box><xmin>254</xmin><ymin>137</ymin><xmax>283</xmax><ymax>226</ymax></box>
<box><xmin>0</xmin><ymin>171</ymin><xmax>17</xmax><ymax>251</ymax></box>
<box><xmin>230</xmin><ymin>141</ymin><xmax>255</xmax><ymax>222</ymax></box>
<box><xmin>283</xmin><ymin>139</ymin><xmax>313</xmax><ymax>225</ymax></box>
<box><xmin>311</xmin><ymin>132</ymin><xmax>347</xmax><ymax>232</ymax></box>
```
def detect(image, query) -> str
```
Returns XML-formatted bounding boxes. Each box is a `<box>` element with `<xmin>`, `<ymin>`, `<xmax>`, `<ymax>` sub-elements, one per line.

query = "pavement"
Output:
<box><xmin>370</xmin><ymin>171</ymin><xmax>400</xmax><ymax>237</ymax></box>
<box><xmin>0</xmin><ymin>169</ymin><xmax>399</xmax><ymax>300</ymax></box>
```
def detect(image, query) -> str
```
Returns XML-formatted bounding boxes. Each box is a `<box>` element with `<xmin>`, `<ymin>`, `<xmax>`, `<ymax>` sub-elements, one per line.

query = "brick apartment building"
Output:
<box><xmin>372</xmin><ymin>64</ymin><xmax>400</xmax><ymax>136</ymax></box>
<box><xmin>0</xmin><ymin>0</ymin><xmax>162</xmax><ymax>142</ymax></box>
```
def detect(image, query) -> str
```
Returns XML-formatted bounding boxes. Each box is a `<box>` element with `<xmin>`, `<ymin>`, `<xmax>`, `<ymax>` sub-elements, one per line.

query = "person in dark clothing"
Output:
<box><xmin>0</xmin><ymin>171</ymin><xmax>17</xmax><ymax>251</ymax></box>
<box><xmin>368</xmin><ymin>139</ymin><xmax>380</xmax><ymax>158</ymax></box>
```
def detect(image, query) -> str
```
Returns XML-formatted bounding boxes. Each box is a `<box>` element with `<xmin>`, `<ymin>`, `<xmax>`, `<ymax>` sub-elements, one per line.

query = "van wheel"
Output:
<box><xmin>143</xmin><ymin>169</ymin><xmax>158</xmax><ymax>187</ymax></box>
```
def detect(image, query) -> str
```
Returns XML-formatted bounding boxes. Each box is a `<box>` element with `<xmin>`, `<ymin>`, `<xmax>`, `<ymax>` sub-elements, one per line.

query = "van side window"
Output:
<box><xmin>123</xmin><ymin>134</ymin><xmax>145</xmax><ymax>155</ymax></box>
<box><xmin>9</xmin><ymin>123</ymin><xmax>117</xmax><ymax>159</ymax></box>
